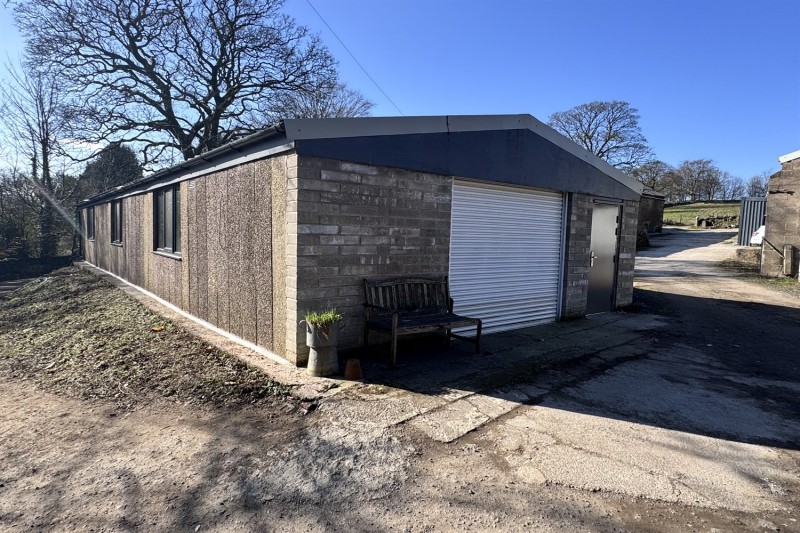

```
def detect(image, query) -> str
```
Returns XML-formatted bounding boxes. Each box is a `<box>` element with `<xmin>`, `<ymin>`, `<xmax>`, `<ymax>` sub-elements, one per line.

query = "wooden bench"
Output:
<box><xmin>363</xmin><ymin>276</ymin><xmax>482</xmax><ymax>367</ymax></box>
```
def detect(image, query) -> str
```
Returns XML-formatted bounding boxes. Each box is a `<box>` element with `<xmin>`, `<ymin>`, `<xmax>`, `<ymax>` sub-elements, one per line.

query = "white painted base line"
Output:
<box><xmin>77</xmin><ymin>261</ymin><xmax>290</xmax><ymax>366</ymax></box>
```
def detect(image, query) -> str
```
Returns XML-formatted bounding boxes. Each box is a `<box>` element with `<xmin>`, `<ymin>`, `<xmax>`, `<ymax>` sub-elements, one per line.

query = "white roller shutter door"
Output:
<box><xmin>449</xmin><ymin>180</ymin><xmax>564</xmax><ymax>333</ymax></box>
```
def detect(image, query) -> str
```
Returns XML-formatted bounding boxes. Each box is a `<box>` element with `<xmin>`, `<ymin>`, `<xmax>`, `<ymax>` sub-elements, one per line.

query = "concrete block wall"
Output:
<box><xmin>762</xmin><ymin>158</ymin><xmax>800</xmax><ymax>278</ymax></box>
<box><xmin>287</xmin><ymin>156</ymin><xmax>452</xmax><ymax>365</ymax></box>
<box><xmin>616</xmin><ymin>199</ymin><xmax>639</xmax><ymax>308</ymax></box>
<box><xmin>561</xmin><ymin>193</ymin><xmax>592</xmax><ymax>318</ymax></box>
<box><xmin>561</xmin><ymin>194</ymin><xmax>639</xmax><ymax>318</ymax></box>
<box><xmin>638</xmin><ymin>194</ymin><xmax>664</xmax><ymax>233</ymax></box>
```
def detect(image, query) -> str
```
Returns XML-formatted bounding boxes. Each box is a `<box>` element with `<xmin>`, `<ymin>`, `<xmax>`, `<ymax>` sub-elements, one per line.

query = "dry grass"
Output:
<box><xmin>0</xmin><ymin>267</ymin><xmax>290</xmax><ymax>410</ymax></box>
<box><xmin>664</xmin><ymin>202</ymin><xmax>740</xmax><ymax>226</ymax></box>
<box><xmin>719</xmin><ymin>258</ymin><xmax>800</xmax><ymax>297</ymax></box>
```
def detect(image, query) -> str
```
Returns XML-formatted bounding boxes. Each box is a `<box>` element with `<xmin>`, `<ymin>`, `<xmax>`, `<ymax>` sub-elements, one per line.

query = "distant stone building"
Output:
<box><xmin>638</xmin><ymin>187</ymin><xmax>665</xmax><ymax>233</ymax></box>
<box><xmin>761</xmin><ymin>150</ymin><xmax>800</xmax><ymax>278</ymax></box>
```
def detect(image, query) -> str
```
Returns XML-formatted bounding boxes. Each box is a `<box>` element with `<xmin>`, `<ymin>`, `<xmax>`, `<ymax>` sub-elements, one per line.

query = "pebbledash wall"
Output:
<box><xmin>84</xmin><ymin>156</ymin><xmax>291</xmax><ymax>357</ymax></box>
<box><xmin>80</xmin><ymin>116</ymin><xmax>642</xmax><ymax>366</ymax></box>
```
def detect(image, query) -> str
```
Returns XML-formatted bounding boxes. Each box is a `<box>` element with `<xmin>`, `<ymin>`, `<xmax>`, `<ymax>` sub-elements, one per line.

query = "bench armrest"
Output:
<box><xmin>364</xmin><ymin>302</ymin><xmax>393</xmax><ymax>319</ymax></box>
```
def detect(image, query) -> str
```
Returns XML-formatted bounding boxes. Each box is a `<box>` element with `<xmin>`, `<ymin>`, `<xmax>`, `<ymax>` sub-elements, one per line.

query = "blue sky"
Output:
<box><xmin>2</xmin><ymin>0</ymin><xmax>799</xmax><ymax>179</ymax></box>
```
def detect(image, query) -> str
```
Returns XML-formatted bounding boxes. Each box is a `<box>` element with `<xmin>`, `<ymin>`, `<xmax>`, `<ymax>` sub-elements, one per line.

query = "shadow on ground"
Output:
<box><xmin>346</xmin><ymin>286</ymin><xmax>800</xmax><ymax>450</ymax></box>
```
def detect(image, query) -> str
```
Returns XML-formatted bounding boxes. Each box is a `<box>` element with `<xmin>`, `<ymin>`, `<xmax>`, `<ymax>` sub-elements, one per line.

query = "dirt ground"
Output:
<box><xmin>1</xmin><ymin>229</ymin><xmax>799</xmax><ymax>532</ymax></box>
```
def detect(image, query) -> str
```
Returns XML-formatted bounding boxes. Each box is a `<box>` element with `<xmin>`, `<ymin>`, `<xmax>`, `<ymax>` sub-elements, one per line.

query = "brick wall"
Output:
<box><xmin>288</xmin><ymin>156</ymin><xmax>452</xmax><ymax>364</ymax></box>
<box><xmin>762</xmin><ymin>158</ymin><xmax>800</xmax><ymax>277</ymax></box>
<box><xmin>561</xmin><ymin>194</ymin><xmax>639</xmax><ymax>317</ymax></box>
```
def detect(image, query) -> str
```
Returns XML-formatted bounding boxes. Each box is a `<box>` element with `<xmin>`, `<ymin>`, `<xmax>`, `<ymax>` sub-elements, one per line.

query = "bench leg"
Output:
<box><xmin>390</xmin><ymin>313</ymin><xmax>399</xmax><ymax>368</ymax></box>
<box><xmin>475</xmin><ymin>320</ymin><xmax>482</xmax><ymax>354</ymax></box>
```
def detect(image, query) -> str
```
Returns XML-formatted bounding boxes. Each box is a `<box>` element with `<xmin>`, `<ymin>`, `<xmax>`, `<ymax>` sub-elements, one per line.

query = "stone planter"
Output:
<box><xmin>304</xmin><ymin>321</ymin><xmax>340</xmax><ymax>377</ymax></box>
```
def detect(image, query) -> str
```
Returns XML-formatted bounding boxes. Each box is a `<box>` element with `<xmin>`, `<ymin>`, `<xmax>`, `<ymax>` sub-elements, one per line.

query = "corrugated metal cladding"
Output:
<box><xmin>449</xmin><ymin>180</ymin><xmax>564</xmax><ymax>333</ymax></box>
<box><xmin>737</xmin><ymin>197</ymin><xmax>766</xmax><ymax>246</ymax></box>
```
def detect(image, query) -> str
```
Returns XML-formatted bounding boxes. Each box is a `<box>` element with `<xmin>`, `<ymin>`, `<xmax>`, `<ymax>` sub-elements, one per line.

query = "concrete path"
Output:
<box><xmin>323</xmin><ymin>227</ymin><xmax>800</xmax><ymax>516</ymax></box>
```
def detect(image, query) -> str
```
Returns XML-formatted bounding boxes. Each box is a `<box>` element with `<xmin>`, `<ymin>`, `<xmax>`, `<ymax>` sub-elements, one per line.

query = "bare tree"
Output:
<box><xmin>658</xmin><ymin>169</ymin><xmax>688</xmax><ymax>203</ymax></box>
<box><xmin>14</xmin><ymin>0</ymin><xmax>340</xmax><ymax>165</ymax></box>
<box><xmin>671</xmin><ymin>159</ymin><xmax>721</xmax><ymax>202</ymax></box>
<box><xmin>746</xmin><ymin>171</ymin><xmax>770</xmax><ymax>197</ymax></box>
<box><xmin>719</xmin><ymin>172</ymin><xmax>745</xmax><ymax>200</ymax></box>
<box><xmin>267</xmin><ymin>82</ymin><xmax>374</xmax><ymax>120</ymax></box>
<box><xmin>0</xmin><ymin>62</ymin><xmax>74</xmax><ymax>256</ymax></box>
<box><xmin>0</xmin><ymin>168</ymin><xmax>40</xmax><ymax>258</ymax></box>
<box><xmin>547</xmin><ymin>100</ymin><xmax>653</xmax><ymax>169</ymax></box>
<box><xmin>698</xmin><ymin>168</ymin><xmax>724</xmax><ymax>201</ymax></box>
<box><xmin>629</xmin><ymin>160</ymin><xmax>672</xmax><ymax>191</ymax></box>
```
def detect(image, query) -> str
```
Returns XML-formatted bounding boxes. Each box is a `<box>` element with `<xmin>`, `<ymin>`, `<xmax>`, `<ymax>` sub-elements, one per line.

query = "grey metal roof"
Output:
<box><xmin>79</xmin><ymin>114</ymin><xmax>643</xmax><ymax>207</ymax></box>
<box><xmin>282</xmin><ymin>115</ymin><xmax>643</xmax><ymax>195</ymax></box>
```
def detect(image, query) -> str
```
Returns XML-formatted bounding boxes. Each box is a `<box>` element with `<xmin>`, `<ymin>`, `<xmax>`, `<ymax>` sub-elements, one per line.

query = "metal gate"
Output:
<box><xmin>449</xmin><ymin>180</ymin><xmax>564</xmax><ymax>333</ymax></box>
<box><xmin>737</xmin><ymin>197</ymin><xmax>766</xmax><ymax>246</ymax></box>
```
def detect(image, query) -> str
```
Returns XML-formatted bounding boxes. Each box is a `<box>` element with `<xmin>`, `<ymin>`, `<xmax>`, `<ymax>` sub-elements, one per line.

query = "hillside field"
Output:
<box><xmin>663</xmin><ymin>202</ymin><xmax>740</xmax><ymax>226</ymax></box>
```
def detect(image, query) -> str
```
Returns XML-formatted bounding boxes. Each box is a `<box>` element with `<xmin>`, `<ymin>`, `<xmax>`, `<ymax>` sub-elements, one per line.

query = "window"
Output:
<box><xmin>154</xmin><ymin>184</ymin><xmax>181</xmax><ymax>255</ymax></box>
<box><xmin>86</xmin><ymin>206</ymin><xmax>95</xmax><ymax>241</ymax></box>
<box><xmin>111</xmin><ymin>200</ymin><xmax>123</xmax><ymax>244</ymax></box>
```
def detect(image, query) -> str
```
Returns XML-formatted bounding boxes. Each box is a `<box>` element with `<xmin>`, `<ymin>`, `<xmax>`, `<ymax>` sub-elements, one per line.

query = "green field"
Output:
<box><xmin>663</xmin><ymin>202</ymin><xmax>740</xmax><ymax>226</ymax></box>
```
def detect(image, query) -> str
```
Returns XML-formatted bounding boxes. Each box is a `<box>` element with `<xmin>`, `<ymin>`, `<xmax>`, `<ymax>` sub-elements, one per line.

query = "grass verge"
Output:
<box><xmin>0</xmin><ymin>267</ymin><xmax>290</xmax><ymax>410</ymax></box>
<box><xmin>719</xmin><ymin>258</ymin><xmax>800</xmax><ymax>297</ymax></box>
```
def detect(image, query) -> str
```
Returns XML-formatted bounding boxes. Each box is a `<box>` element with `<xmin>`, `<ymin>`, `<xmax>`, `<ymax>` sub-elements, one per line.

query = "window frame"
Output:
<box><xmin>153</xmin><ymin>184</ymin><xmax>181</xmax><ymax>256</ymax></box>
<box><xmin>86</xmin><ymin>206</ymin><xmax>95</xmax><ymax>241</ymax></box>
<box><xmin>110</xmin><ymin>199</ymin><xmax>123</xmax><ymax>245</ymax></box>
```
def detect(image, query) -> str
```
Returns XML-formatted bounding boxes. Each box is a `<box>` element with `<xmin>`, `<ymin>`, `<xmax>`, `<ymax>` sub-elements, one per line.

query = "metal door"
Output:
<box><xmin>449</xmin><ymin>180</ymin><xmax>564</xmax><ymax>333</ymax></box>
<box><xmin>586</xmin><ymin>203</ymin><xmax>620</xmax><ymax>314</ymax></box>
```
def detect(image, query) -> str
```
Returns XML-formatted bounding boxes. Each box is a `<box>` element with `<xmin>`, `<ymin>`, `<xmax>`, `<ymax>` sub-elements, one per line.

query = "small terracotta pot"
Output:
<box><xmin>344</xmin><ymin>359</ymin><xmax>363</xmax><ymax>381</ymax></box>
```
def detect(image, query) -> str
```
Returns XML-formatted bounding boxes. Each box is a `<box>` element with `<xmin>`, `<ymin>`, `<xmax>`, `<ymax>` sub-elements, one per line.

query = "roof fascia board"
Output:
<box><xmin>283</xmin><ymin>115</ymin><xmax>538</xmax><ymax>139</ymax></box>
<box><xmin>778</xmin><ymin>149</ymin><xmax>800</xmax><ymax>164</ymax></box>
<box><xmin>79</xmin><ymin>141</ymin><xmax>294</xmax><ymax>207</ymax></box>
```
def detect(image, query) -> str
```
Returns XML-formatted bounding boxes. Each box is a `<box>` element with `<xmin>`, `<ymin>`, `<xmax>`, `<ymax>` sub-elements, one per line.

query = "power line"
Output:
<box><xmin>304</xmin><ymin>0</ymin><xmax>404</xmax><ymax>116</ymax></box>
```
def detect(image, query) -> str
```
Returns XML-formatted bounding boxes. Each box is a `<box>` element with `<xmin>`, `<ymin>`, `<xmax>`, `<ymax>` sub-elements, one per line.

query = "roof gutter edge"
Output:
<box><xmin>78</xmin><ymin>123</ymin><xmax>286</xmax><ymax>208</ymax></box>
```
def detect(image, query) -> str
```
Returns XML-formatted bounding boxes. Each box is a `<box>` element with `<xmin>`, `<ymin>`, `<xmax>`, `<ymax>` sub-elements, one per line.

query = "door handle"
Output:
<box><xmin>590</xmin><ymin>251</ymin><xmax>597</xmax><ymax>267</ymax></box>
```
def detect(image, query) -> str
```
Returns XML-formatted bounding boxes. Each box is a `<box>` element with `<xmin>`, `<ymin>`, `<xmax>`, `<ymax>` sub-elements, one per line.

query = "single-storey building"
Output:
<box><xmin>78</xmin><ymin>115</ymin><xmax>643</xmax><ymax>366</ymax></box>
<box><xmin>638</xmin><ymin>187</ymin><xmax>665</xmax><ymax>234</ymax></box>
<box><xmin>761</xmin><ymin>149</ymin><xmax>800</xmax><ymax>278</ymax></box>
